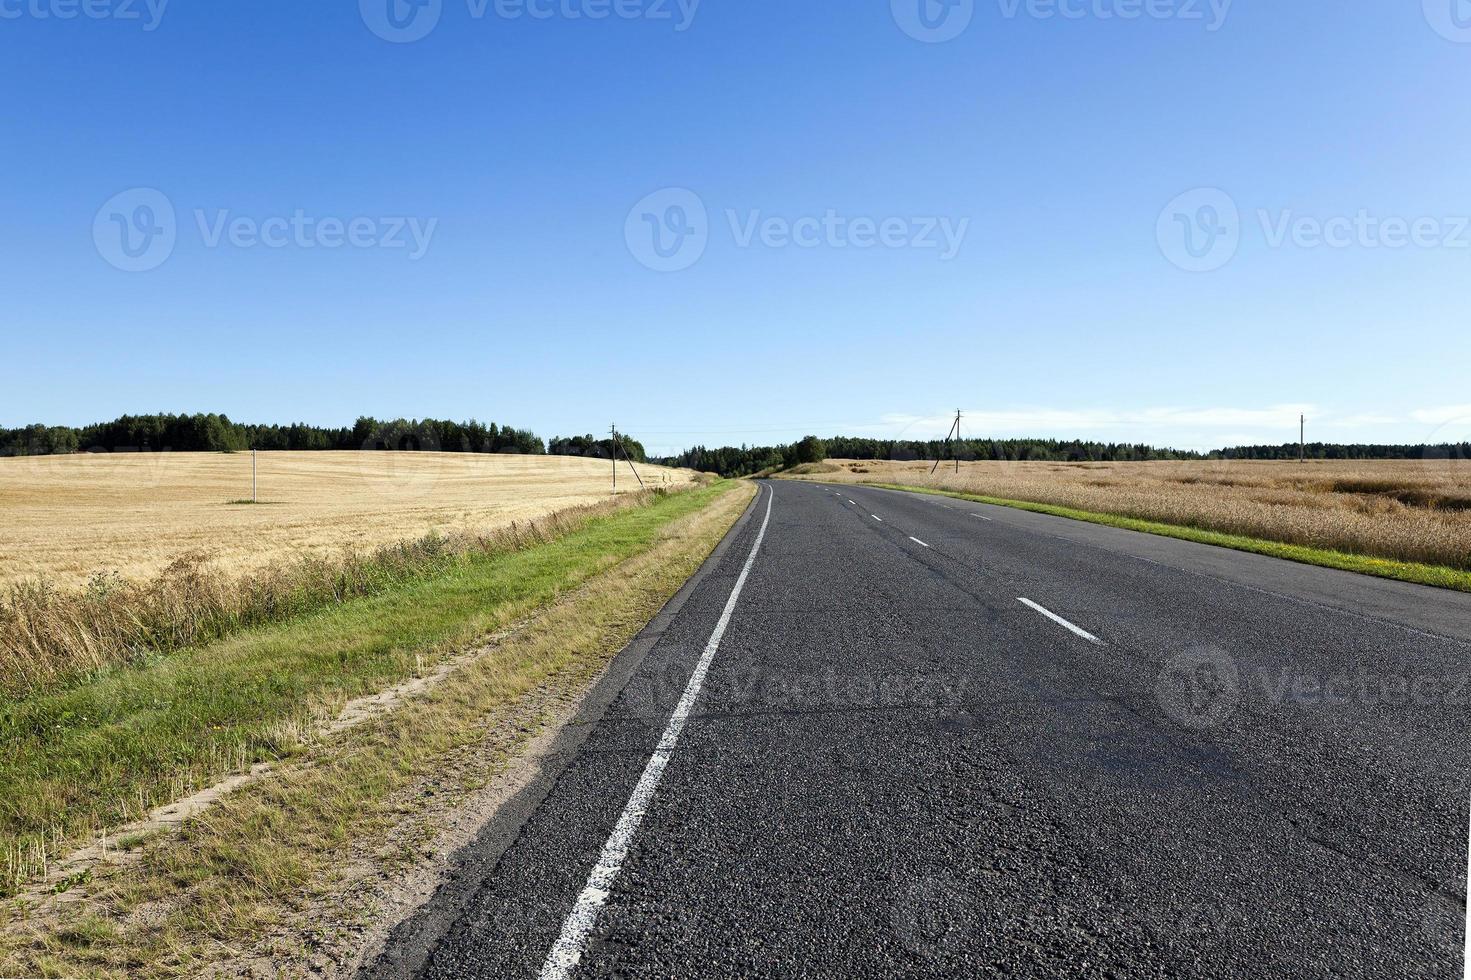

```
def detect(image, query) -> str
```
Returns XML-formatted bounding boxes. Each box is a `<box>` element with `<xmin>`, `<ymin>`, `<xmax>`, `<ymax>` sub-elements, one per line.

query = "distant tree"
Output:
<box><xmin>792</xmin><ymin>436</ymin><xmax>827</xmax><ymax>466</ymax></box>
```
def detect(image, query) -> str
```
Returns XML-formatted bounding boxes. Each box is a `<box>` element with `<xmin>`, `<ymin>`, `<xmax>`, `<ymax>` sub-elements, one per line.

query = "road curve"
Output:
<box><xmin>364</xmin><ymin>478</ymin><xmax>1471</xmax><ymax>979</ymax></box>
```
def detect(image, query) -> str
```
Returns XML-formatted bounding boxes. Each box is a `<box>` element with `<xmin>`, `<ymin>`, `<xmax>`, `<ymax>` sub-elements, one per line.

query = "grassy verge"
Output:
<box><xmin>0</xmin><ymin>482</ymin><xmax>746</xmax><ymax>906</ymax></box>
<box><xmin>861</xmin><ymin>482</ymin><xmax>1471</xmax><ymax>593</ymax></box>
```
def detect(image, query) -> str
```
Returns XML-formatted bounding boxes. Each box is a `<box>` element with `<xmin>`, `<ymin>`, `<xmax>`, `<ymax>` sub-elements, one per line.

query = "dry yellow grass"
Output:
<box><xmin>0</xmin><ymin>451</ymin><xmax>700</xmax><ymax>589</ymax></box>
<box><xmin>806</xmin><ymin>458</ymin><xmax>1471</xmax><ymax>570</ymax></box>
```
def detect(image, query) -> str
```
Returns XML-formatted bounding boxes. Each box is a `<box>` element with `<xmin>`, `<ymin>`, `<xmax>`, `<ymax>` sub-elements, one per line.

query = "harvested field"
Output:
<box><xmin>800</xmin><ymin>459</ymin><xmax>1471</xmax><ymax>571</ymax></box>
<box><xmin>0</xmin><ymin>451</ymin><xmax>699</xmax><ymax>590</ymax></box>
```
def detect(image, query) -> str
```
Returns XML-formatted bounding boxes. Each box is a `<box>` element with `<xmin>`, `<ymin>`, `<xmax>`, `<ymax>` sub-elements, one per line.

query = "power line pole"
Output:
<box><xmin>931</xmin><ymin>409</ymin><xmax>963</xmax><ymax>475</ymax></box>
<box><xmin>1300</xmin><ymin>414</ymin><xmax>1305</xmax><ymax>464</ymax></box>
<box><xmin>252</xmin><ymin>449</ymin><xmax>258</xmax><ymax>503</ymax></box>
<box><xmin>955</xmin><ymin>409</ymin><xmax>962</xmax><ymax>474</ymax></box>
<box><xmin>611</xmin><ymin>425</ymin><xmax>646</xmax><ymax>494</ymax></box>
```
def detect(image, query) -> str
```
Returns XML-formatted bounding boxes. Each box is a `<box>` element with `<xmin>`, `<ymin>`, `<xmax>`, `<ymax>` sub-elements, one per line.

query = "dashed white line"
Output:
<box><xmin>969</xmin><ymin>513</ymin><xmax>993</xmax><ymax>522</ymax></box>
<box><xmin>538</xmin><ymin>488</ymin><xmax>774</xmax><ymax>980</ymax></box>
<box><xmin>872</xmin><ymin>515</ymin><xmax>884</xmax><ymax>522</ymax></box>
<box><xmin>908</xmin><ymin>536</ymin><xmax>930</xmax><ymax>548</ymax></box>
<box><xmin>848</xmin><ymin>499</ymin><xmax>857</xmax><ymax>506</ymax></box>
<box><xmin>1017</xmin><ymin>598</ymin><xmax>1103</xmax><ymax>645</ymax></box>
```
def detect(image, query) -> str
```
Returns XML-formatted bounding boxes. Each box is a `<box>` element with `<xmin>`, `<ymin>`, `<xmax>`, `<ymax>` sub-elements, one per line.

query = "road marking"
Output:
<box><xmin>1465</xmin><ymin>792</ymin><xmax>1470</xmax><ymax>980</ymax></box>
<box><xmin>538</xmin><ymin>488</ymin><xmax>774</xmax><ymax>980</ymax></box>
<box><xmin>848</xmin><ymin>499</ymin><xmax>857</xmax><ymax>506</ymax></box>
<box><xmin>1017</xmin><ymin>598</ymin><xmax>1103</xmax><ymax>645</ymax></box>
<box><xmin>969</xmin><ymin>513</ymin><xmax>993</xmax><ymax>522</ymax></box>
<box><xmin>909</xmin><ymin>536</ymin><xmax>930</xmax><ymax>548</ymax></box>
<box><xmin>872</xmin><ymin>515</ymin><xmax>883</xmax><ymax>522</ymax></box>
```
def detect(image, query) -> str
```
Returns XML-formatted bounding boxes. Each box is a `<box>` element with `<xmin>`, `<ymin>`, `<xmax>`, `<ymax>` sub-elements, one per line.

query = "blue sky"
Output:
<box><xmin>4</xmin><ymin>0</ymin><xmax>1469</xmax><ymax>454</ymax></box>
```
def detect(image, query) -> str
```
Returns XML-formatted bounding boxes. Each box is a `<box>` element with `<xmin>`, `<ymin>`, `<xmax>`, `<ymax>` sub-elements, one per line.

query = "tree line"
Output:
<box><xmin>4</xmin><ymin>415</ymin><xmax>1466</xmax><ymax>473</ymax></box>
<box><xmin>0</xmin><ymin>413</ymin><xmax>547</xmax><ymax>456</ymax></box>
<box><xmin>1215</xmin><ymin>442</ymin><xmax>1471</xmax><ymax>461</ymax></box>
<box><xmin>659</xmin><ymin>435</ymin><xmax>1471</xmax><ymax>478</ymax></box>
<box><xmin>546</xmin><ymin>433</ymin><xmax>648</xmax><ymax>464</ymax></box>
<box><xmin>658</xmin><ymin>436</ymin><xmax>1198</xmax><ymax>477</ymax></box>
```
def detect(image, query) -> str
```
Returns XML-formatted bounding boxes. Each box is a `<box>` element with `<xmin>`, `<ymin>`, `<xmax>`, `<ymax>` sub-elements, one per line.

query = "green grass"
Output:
<box><xmin>0</xmin><ymin>482</ymin><xmax>740</xmax><ymax>896</ymax></box>
<box><xmin>864</xmin><ymin>482</ymin><xmax>1471</xmax><ymax>593</ymax></box>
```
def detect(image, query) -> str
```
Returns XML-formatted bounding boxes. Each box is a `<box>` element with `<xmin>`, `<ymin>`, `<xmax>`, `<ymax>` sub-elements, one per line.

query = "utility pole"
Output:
<box><xmin>1300</xmin><ymin>414</ymin><xmax>1305</xmax><ymax>464</ymax></box>
<box><xmin>931</xmin><ymin>409</ymin><xmax>963</xmax><ymax>476</ymax></box>
<box><xmin>612</xmin><ymin>424</ymin><xmax>646</xmax><ymax>491</ymax></box>
<box><xmin>252</xmin><ymin>449</ymin><xmax>258</xmax><ymax>503</ymax></box>
<box><xmin>955</xmin><ymin>409</ymin><xmax>962</xmax><ymax>474</ymax></box>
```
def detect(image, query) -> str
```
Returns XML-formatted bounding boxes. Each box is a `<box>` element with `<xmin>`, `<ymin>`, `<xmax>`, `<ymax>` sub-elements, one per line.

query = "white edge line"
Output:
<box><xmin>908</xmin><ymin>536</ymin><xmax>930</xmax><ymax>548</ymax></box>
<box><xmin>538</xmin><ymin>487</ymin><xmax>775</xmax><ymax>980</ymax></box>
<box><xmin>1017</xmin><ymin>598</ymin><xmax>1103</xmax><ymax>646</ymax></box>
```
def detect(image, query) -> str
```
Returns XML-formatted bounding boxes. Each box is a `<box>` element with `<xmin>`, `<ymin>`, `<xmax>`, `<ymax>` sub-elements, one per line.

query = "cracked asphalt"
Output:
<box><xmin>365</xmin><ymin>478</ymin><xmax>1471</xmax><ymax>979</ymax></box>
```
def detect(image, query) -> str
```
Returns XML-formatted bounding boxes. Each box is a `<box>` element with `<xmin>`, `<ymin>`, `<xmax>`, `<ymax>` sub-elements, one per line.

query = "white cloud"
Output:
<box><xmin>1411</xmin><ymin>405</ymin><xmax>1471</xmax><ymax>426</ymax></box>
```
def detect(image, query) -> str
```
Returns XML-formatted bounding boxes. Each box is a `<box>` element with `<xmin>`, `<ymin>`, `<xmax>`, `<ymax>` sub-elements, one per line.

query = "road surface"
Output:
<box><xmin>366</xmin><ymin>479</ymin><xmax>1471</xmax><ymax>978</ymax></box>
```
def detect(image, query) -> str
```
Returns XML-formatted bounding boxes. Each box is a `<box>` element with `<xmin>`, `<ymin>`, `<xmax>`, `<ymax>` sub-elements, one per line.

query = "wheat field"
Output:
<box><xmin>0</xmin><ymin>451</ymin><xmax>700</xmax><ymax>589</ymax></box>
<box><xmin>800</xmin><ymin>458</ymin><xmax>1471</xmax><ymax>570</ymax></box>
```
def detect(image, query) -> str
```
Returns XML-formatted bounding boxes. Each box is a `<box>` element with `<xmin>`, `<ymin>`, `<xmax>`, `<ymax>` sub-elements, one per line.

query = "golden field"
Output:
<box><xmin>0</xmin><ymin>451</ymin><xmax>700</xmax><ymax>590</ymax></box>
<box><xmin>798</xmin><ymin>458</ymin><xmax>1471</xmax><ymax>570</ymax></box>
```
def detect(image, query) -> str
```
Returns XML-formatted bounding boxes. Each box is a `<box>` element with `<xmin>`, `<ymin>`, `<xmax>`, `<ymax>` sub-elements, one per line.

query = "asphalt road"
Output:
<box><xmin>366</xmin><ymin>478</ymin><xmax>1471</xmax><ymax>979</ymax></box>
